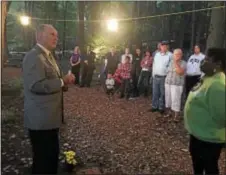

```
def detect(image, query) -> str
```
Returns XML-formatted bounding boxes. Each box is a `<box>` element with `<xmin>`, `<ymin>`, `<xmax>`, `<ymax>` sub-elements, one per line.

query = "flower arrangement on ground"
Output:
<box><xmin>63</xmin><ymin>150</ymin><xmax>77</xmax><ymax>172</ymax></box>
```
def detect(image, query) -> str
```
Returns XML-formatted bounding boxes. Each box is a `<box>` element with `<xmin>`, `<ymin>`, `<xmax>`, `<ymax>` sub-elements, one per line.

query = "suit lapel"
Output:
<box><xmin>34</xmin><ymin>45</ymin><xmax>61</xmax><ymax>77</ymax></box>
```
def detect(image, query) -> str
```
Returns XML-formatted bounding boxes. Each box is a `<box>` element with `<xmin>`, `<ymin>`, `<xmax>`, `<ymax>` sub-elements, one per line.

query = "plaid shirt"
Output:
<box><xmin>140</xmin><ymin>56</ymin><xmax>153</xmax><ymax>70</ymax></box>
<box><xmin>113</xmin><ymin>68</ymin><xmax>122</xmax><ymax>84</ymax></box>
<box><xmin>117</xmin><ymin>62</ymin><xmax>132</xmax><ymax>79</ymax></box>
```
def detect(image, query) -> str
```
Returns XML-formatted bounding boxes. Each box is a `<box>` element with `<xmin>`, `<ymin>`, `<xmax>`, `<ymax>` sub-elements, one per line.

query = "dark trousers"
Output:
<box><xmin>71</xmin><ymin>64</ymin><xmax>80</xmax><ymax>85</ymax></box>
<box><xmin>80</xmin><ymin>64</ymin><xmax>88</xmax><ymax>86</ymax></box>
<box><xmin>189</xmin><ymin>135</ymin><xmax>224</xmax><ymax>175</ymax></box>
<box><xmin>185</xmin><ymin>75</ymin><xmax>201</xmax><ymax>98</ymax></box>
<box><xmin>29</xmin><ymin>129</ymin><xmax>59</xmax><ymax>174</ymax></box>
<box><xmin>84</xmin><ymin>67</ymin><xmax>94</xmax><ymax>87</ymax></box>
<box><xmin>132</xmin><ymin>69</ymin><xmax>141</xmax><ymax>97</ymax></box>
<box><xmin>137</xmin><ymin>70</ymin><xmax>151</xmax><ymax>96</ymax></box>
<box><xmin>120</xmin><ymin>79</ymin><xmax>131</xmax><ymax>99</ymax></box>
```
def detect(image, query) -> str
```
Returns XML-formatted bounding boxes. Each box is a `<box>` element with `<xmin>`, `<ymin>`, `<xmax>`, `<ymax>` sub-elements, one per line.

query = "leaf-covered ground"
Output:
<box><xmin>1</xmin><ymin>67</ymin><xmax>226</xmax><ymax>174</ymax></box>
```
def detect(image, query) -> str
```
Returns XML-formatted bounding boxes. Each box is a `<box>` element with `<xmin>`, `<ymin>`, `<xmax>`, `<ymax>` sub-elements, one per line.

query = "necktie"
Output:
<box><xmin>49</xmin><ymin>53</ymin><xmax>60</xmax><ymax>75</ymax></box>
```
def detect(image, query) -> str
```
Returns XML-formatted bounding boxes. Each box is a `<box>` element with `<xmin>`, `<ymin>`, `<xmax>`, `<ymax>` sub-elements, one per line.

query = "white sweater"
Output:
<box><xmin>105</xmin><ymin>78</ymin><xmax>115</xmax><ymax>89</ymax></box>
<box><xmin>186</xmin><ymin>53</ymin><xmax>205</xmax><ymax>76</ymax></box>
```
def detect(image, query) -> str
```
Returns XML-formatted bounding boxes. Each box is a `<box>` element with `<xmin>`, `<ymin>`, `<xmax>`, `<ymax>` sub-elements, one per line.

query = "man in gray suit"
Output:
<box><xmin>22</xmin><ymin>24</ymin><xmax>75</xmax><ymax>174</ymax></box>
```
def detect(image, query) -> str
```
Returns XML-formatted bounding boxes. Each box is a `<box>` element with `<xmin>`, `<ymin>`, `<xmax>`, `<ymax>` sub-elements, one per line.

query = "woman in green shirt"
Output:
<box><xmin>184</xmin><ymin>48</ymin><xmax>225</xmax><ymax>175</ymax></box>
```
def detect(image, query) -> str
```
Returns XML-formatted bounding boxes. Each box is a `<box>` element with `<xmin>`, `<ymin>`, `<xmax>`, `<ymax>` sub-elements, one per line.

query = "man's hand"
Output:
<box><xmin>62</xmin><ymin>74</ymin><xmax>75</xmax><ymax>85</ymax></box>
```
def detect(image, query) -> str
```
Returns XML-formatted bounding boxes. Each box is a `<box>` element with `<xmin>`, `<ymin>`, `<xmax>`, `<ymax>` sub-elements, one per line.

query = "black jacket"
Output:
<box><xmin>132</xmin><ymin>53</ymin><xmax>142</xmax><ymax>76</ymax></box>
<box><xmin>105</xmin><ymin>52</ymin><xmax>119</xmax><ymax>74</ymax></box>
<box><xmin>84</xmin><ymin>51</ymin><xmax>96</xmax><ymax>69</ymax></box>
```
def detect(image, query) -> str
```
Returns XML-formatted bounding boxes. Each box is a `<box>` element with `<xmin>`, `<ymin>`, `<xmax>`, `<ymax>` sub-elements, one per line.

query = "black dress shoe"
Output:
<box><xmin>119</xmin><ymin>94</ymin><xmax>124</xmax><ymax>99</ymax></box>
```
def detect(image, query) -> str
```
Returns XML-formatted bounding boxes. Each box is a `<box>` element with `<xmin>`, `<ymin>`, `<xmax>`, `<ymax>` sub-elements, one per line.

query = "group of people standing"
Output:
<box><xmin>102</xmin><ymin>43</ymin><xmax>226</xmax><ymax>175</ymax></box>
<box><xmin>22</xmin><ymin>23</ymin><xmax>225</xmax><ymax>175</ymax></box>
<box><xmin>70</xmin><ymin>45</ymin><xmax>96</xmax><ymax>87</ymax></box>
<box><xmin>102</xmin><ymin>41</ymin><xmax>206</xmax><ymax>120</ymax></box>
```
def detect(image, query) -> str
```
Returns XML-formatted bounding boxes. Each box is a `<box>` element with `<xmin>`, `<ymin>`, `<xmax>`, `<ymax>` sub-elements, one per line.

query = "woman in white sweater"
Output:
<box><xmin>185</xmin><ymin>44</ymin><xmax>205</xmax><ymax>98</ymax></box>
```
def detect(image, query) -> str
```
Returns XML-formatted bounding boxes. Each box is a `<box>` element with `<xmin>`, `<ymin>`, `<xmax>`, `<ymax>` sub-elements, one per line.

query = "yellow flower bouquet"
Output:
<box><xmin>63</xmin><ymin>150</ymin><xmax>77</xmax><ymax>172</ymax></box>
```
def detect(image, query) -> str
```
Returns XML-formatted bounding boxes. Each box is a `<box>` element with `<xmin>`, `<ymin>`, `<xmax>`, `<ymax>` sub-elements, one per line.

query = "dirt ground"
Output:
<box><xmin>1</xmin><ymin>67</ymin><xmax>225</xmax><ymax>175</ymax></box>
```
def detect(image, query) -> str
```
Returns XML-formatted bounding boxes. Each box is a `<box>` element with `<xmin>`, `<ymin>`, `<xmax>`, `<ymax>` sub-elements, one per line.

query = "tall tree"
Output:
<box><xmin>1</xmin><ymin>0</ymin><xmax>11</xmax><ymax>67</ymax></box>
<box><xmin>78</xmin><ymin>1</ymin><xmax>85</xmax><ymax>52</ymax></box>
<box><xmin>190</xmin><ymin>1</ymin><xmax>196</xmax><ymax>50</ymax></box>
<box><xmin>206</xmin><ymin>2</ymin><xmax>225</xmax><ymax>48</ymax></box>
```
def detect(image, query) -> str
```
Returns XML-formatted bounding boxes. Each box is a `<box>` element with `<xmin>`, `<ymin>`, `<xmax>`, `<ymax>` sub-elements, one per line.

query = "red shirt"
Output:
<box><xmin>140</xmin><ymin>56</ymin><xmax>153</xmax><ymax>70</ymax></box>
<box><xmin>113</xmin><ymin>68</ymin><xmax>122</xmax><ymax>84</ymax></box>
<box><xmin>117</xmin><ymin>62</ymin><xmax>132</xmax><ymax>79</ymax></box>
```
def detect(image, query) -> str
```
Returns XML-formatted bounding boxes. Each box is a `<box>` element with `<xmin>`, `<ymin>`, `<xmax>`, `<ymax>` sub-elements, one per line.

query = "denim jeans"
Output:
<box><xmin>152</xmin><ymin>75</ymin><xmax>166</xmax><ymax>110</ymax></box>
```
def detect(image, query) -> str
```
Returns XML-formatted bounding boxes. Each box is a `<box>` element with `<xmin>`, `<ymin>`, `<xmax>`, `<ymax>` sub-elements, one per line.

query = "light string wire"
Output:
<box><xmin>8</xmin><ymin>5</ymin><xmax>225</xmax><ymax>22</ymax></box>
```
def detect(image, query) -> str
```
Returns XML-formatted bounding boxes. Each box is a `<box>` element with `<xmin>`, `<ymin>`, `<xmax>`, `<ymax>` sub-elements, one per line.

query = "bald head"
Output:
<box><xmin>36</xmin><ymin>24</ymin><xmax>58</xmax><ymax>51</ymax></box>
<box><xmin>173</xmin><ymin>48</ymin><xmax>183</xmax><ymax>61</ymax></box>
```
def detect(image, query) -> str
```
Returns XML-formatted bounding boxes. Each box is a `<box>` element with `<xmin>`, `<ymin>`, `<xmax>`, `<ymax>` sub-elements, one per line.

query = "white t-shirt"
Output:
<box><xmin>121</xmin><ymin>54</ymin><xmax>133</xmax><ymax>64</ymax></box>
<box><xmin>186</xmin><ymin>53</ymin><xmax>205</xmax><ymax>76</ymax></box>
<box><xmin>105</xmin><ymin>78</ymin><xmax>115</xmax><ymax>89</ymax></box>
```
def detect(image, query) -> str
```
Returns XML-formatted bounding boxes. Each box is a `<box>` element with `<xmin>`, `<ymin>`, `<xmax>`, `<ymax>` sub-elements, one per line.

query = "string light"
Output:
<box><xmin>10</xmin><ymin>6</ymin><xmax>225</xmax><ymax>23</ymax></box>
<box><xmin>107</xmin><ymin>19</ymin><xmax>118</xmax><ymax>32</ymax></box>
<box><xmin>20</xmin><ymin>16</ymin><xmax>30</xmax><ymax>26</ymax></box>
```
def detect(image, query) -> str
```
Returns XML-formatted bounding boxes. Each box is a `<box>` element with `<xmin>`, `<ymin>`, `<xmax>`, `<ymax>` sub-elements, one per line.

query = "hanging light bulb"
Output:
<box><xmin>107</xmin><ymin>18</ymin><xmax>118</xmax><ymax>32</ymax></box>
<box><xmin>20</xmin><ymin>16</ymin><xmax>30</xmax><ymax>26</ymax></box>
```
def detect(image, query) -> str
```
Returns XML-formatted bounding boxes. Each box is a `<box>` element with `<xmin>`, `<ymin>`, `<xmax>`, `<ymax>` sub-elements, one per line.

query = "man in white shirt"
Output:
<box><xmin>150</xmin><ymin>41</ymin><xmax>172</xmax><ymax>114</ymax></box>
<box><xmin>121</xmin><ymin>47</ymin><xmax>133</xmax><ymax>64</ymax></box>
<box><xmin>185</xmin><ymin>45</ymin><xmax>205</xmax><ymax>98</ymax></box>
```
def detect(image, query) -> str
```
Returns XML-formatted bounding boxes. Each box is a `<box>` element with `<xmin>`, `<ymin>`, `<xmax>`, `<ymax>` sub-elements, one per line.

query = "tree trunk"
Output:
<box><xmin>1</xmin><ymin>1</ymin><xmax>11</xmax><ymax>67</ymax></box>
<box><xmin>224</xmin><ymin>1</ymin><xmax>226</xmax><ymax>48</ymax></box>
<box><xmin>62</xmin><ymin>1</ymin><xmax>67</xmax><ymax>57</ymax></box>
<box><xmin>89</xmin><ymin>1</ymin><xmax>100</xmax><ymax>37</ymax></box>
<box><xmin>190</xmin><ymin>1</ymin><xmax>196</xmax><ymax>50</ymax></box>
<box><xmin>206</xmin><ymin>2</ymin><xmax>225</xmax><ymax>48</ymax></box>
<box><xmin>78</xmin><ymin>1</ymin><xmax>85</xmax><ymax>52</ymax></box>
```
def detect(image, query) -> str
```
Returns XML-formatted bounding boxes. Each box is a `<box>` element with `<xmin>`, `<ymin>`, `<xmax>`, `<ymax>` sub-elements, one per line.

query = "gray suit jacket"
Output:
<box><xmin>22</xmin><ymin>45</ymin><xmax>63</xmax><ymax>130</ymax></box>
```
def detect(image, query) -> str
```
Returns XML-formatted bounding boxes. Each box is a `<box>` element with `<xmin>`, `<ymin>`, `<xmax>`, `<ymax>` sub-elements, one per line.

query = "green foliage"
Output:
<box><xmin>5</xmin><ymin>1</ymin><xmax>216</xmax><ymax>53</ymax></box>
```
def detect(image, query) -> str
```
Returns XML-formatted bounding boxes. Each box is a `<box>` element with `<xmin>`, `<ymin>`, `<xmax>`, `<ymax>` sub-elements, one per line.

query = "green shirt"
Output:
<box><xmin>184</xmin><ymin>72</ymin><xmax>225</xmax><ymax>143</ymax></box>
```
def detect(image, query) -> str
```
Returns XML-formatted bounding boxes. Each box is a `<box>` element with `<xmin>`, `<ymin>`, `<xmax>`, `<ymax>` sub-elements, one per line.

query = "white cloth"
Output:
<box><xmin>165</xmin><ymin>84</ymin><xmax>183</xmax><ymax>112</ymax></box>
<box><xmin>121</xmin><ymin>54</ymin><xmax>133</xmax><ymax>64</ymax></box>
<box><xmin>186</xmin><ymin>53</ymin><xmax>205</xmax><ymax>76</ymax></box>
<box><xmin>105</xmin><ymin>78</ymin><xmax>115</xmax><ymax>89</ymax></box>
<box><xmin>152</xmin><ymin>51</ymin><xmax>172</xmax><ymax>77</ymax></box>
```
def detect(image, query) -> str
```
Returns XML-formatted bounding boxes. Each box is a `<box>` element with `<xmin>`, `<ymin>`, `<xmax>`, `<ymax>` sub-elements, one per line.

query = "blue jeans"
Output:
<box><xmin>152</xmin><ymin>75</ymin><xmax>166</xmax><ymax>110</ymax></box>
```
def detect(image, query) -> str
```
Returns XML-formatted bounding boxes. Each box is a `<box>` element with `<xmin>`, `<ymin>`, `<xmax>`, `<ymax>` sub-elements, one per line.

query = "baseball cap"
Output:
<box><xmin>161</xmin><ymin>41</ymin><xmax>169</xmax><ymax>45</ymax></box>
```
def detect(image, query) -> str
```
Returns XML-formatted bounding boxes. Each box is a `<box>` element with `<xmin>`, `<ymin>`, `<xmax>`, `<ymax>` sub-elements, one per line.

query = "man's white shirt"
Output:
<box><xmin>152</xmin><ymin>51</ymin><xmax>172</xmax><ymax>77</ymax></box>
<box><xmin>186</xmin><ymin>53</ymin><xmax>205</xmax><ymax>76</ymax></box>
